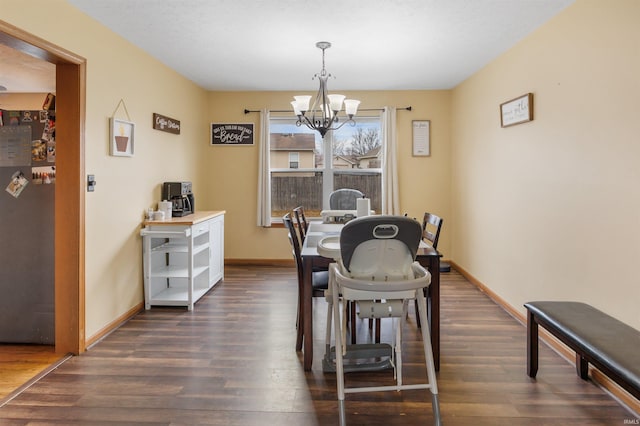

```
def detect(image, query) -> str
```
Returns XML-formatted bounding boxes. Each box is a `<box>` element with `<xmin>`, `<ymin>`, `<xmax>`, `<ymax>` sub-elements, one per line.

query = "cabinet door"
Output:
<box><xmin>209</xmin><ymin>215</ymin><xmax>224</xmax><ymax>284</ymax></box>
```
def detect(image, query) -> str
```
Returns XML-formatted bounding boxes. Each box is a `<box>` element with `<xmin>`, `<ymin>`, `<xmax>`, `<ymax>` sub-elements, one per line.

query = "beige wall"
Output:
<box><xmin>200</xmin><ymin>90</ymin><xmax>452</xmax><ymax>261</ymax></box>
<box><xmin>2</xmin><ymin>1</ymin><xmax>209</xmax><ymax>339</ymax></box>
<box><xmin>451</xmin><ymin>0</ymin><xmax>640</xmax><ymax>329</ymax></box>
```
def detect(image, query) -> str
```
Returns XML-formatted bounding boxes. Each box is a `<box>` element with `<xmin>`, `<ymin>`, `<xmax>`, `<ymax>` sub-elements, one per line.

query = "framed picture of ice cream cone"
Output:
<box><xmin>110</xmin><ymin>118</ymin><xmax>135</xmax><ymax>157</ymax></box>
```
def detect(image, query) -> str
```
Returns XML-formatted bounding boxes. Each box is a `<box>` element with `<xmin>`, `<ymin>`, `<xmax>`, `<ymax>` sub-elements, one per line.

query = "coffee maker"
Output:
<box><xmin>162</xmin><ymin>182</ymin><xmax>195</xmax><ymax>217</ymax></box>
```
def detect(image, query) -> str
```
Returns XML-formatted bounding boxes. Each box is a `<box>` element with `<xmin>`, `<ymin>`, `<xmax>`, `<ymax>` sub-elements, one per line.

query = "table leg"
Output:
<box><xmin>527</xmin><ymin>310</ymin><xmax>538</xmax><ymax>378</ymax></box>
<box><xmin>418</xmin><ymin>253</ymin><xmax>440</xmax><ymax>371</ymax></box>
<box><xmin>303</xmin><ymin>256</ymin><xmax>313</xmax><ymax>371</ymax></box>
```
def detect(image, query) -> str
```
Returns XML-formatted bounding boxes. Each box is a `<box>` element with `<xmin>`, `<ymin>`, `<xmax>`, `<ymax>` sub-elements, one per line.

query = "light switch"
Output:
<box><xmin>87</xmin><ymin>174</ymin><xmax>96</xmax><ymax>192</ymax></box>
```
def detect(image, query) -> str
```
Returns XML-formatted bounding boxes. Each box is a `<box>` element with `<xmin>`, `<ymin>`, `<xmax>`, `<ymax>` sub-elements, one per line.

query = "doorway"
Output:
<box><xmin>0</xmin><ymin>21</ymin><xmax>85</xmax><ymax>355</ymax></box>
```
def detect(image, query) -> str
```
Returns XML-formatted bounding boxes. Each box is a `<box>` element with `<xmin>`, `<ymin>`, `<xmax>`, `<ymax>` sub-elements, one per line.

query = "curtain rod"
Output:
<box><xmin>244</xmin><ymin>106</ymin><xmax>411</xmax><ymax>114</ymax></box>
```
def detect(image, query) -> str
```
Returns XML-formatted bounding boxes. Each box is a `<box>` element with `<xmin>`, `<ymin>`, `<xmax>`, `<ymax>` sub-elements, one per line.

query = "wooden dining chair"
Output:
<box><xmin>293</xmin><ymin>206</ymin><xmax>309</xmax><ymax>241</ymax></box>
<box><xmin>422</xmin><ymin>212</ymin><xmax>443</xmax><ymax>249</ymax></box>
<box><xmin>284</xmin><ymin>213</ymin><xmax>359</xmax><ymax>351</ymax></box>
<box><xmin>416</xmin><ymin>212</ymin><xmax>444</xmax><ymax>328</ymax></box>
<box><xmin>283</xmin><ymin>213</ymin><xmax>329</xmax><ymax>351</ymax></box>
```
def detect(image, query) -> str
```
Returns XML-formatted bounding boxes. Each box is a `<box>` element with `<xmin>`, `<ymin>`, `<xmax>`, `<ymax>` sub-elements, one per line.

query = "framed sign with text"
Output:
<box><xmin>153</xmin><ymin>113</ymin><xmax>181</xmax><ymax>134</ymax></box>
<box><xmin>412</xmin><ymin>120</ymin><xmax>431</xmax><ymax>156</ymax></box>
<box><xmin>211</xmin><ymin>123</ymin><xmax>254</xmax><ymax>146</ymax></box>
<box><xmin>500</xmin><ymin>93</ymin><xmax>533</xmax><ymax>128</ymax></box>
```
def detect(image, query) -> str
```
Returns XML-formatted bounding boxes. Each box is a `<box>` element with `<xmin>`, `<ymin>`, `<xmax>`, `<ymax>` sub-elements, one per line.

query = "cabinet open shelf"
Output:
<box><xmin>141</xmin><ymin>212</ymin><xmax>225</xmax><ymax>311</ymax></box>
<box><xmin>149</xmin><ymin>264</ymin><xmax>209</xmax><ymax>279</ymax></box>
<box><xmin>152</xmin><ymin>241</ymin><xmax>209</xmax><ymax>255</ymax></box>
<box><xmin>145</xmin><ymin>286</ymin><xmax>211</xmax><ymax>306</ymax></box>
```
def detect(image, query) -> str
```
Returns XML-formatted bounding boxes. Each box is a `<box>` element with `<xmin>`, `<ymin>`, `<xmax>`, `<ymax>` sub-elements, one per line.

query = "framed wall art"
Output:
<box><xmin>412</xmin><ymin>120</ymin><xmax>431</xmax><ymax>156</ymax></box>
<box><xmin>110</xmin><ymin>118</ymin><xmax>135</xmax><ymax>157</ymax></box>
<box><xmin>211</xmin><ymin>123</ymin><xmax>254</xmax><ymax>146</ymax></box>
<box><xmin>500</xmin><ymin>93</ymin><xmax>533</xmax><ymax>128</ymax></box>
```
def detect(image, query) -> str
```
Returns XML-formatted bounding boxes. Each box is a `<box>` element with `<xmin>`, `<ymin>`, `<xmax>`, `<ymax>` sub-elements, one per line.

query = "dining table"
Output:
<box><xmin>300</xmin><ymin>220</ymin><xmax>442</xmax><ymax>371</ymax></box>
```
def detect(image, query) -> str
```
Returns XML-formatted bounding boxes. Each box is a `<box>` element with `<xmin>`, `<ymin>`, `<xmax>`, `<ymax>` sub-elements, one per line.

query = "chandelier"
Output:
<box><xmin>291</xmin><ymin>41</ymin><xmax>360</xmax><ymax>138</ymax></box>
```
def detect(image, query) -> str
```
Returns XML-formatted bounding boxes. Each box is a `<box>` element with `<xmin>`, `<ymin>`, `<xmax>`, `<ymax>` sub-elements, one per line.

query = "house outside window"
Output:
<box><xmin>269</xmin><ymin>115</ymin><xmax>382</xmax><ymax>220</ymax></box>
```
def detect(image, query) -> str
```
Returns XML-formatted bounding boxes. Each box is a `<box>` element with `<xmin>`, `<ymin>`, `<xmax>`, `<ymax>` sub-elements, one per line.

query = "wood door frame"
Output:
<box><xmin>0</xmin><ymin>20</ymin><xmax>86</xmax><ymax>355</ymax></box>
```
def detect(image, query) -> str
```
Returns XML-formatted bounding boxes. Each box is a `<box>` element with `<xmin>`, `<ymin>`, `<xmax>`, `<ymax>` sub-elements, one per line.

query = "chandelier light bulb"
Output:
<box><xmin>293</xmin><ymin>95</ymin><xmax>312</xmax><ymax>113</ymax></box>
<box><xmin>344</xmin><ymin>99</ymin><xmax>360</xmax><ymax>117</ymax></box>
<box><xmin>291</xmin><ymin>101</ymin><xmax>302</xmax><ymax>116</ymax></box>
<box><xmin>328</xmin><ymin>94</ymin><xmax>345</xmax><ymax>112</ymax></box>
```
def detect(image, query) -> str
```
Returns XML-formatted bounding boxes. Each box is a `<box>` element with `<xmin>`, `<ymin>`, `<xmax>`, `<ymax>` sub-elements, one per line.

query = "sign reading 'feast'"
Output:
<box><xmin>153</xmin><ymin>113</ymin><xmax>181</xmax><ymax>134</ymax></box>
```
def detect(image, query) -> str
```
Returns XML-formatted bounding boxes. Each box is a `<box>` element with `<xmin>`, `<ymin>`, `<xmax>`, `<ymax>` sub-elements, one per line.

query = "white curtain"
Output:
<box><xmin>382</xmin><ymin>106</ymin><xmax>399</xmax><ymax>215</ymax></box>
<box><xmin>257</xmin><ymin>108</ymin><xmax>271</xmax><ymax>227</ymax></box>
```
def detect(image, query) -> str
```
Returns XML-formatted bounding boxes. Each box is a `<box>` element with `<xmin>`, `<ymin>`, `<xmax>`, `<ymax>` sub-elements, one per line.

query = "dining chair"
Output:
<box><xmin>283</xmin><ymin>213</ymin><xmax>329</xmax><ymax>352</ymax></box>
<box><xmin>422</xmin><ymin>212</ymin><xmax>443</xmax><ymax>249</ymax></box>
<box><xmin>327</xmin><ymin>215</ymin><xmax>441</xmax><ymax>425</ymax></box>
<box><xmin>424</xmin><ymin>211</ymin><xmax>450</xmax><ymax>273</ymax></box>
<box><xmin>294</xmin><ymin>206</ymin><xmax>330</xmax><ymax>277</ymax></box>
<box><xmin>416</xmin><ymin>212</ymin><xmax>444</xmax><ymax>328</ymax></box>
<box><xmin>329</xmin><ymin>188</ymin><xmax>364</xmax><ymax>210</ymax></box>
<box><xmin>292</xmin><ymin>206</ymin><xmax>309</xmax><ymax>241</ymax></box>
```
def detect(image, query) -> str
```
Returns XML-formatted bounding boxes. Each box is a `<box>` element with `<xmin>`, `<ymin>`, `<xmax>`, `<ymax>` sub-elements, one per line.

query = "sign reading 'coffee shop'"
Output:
<box><xmin>153</xmin><ymin>113</ymin><xmax>181</xmax><ymax>134</ymax></box>
<box><xmin>210</xmin><ymin>123</ymin><xmax>254</xmax><ymax>146</ymax></box>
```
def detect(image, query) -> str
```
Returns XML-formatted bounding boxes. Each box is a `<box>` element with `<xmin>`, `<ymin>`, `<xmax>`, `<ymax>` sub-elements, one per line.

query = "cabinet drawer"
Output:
<box><xmin>192</xmin><ymin>222</ymin><xmax>209</xmax><ymax>237</ymax></box>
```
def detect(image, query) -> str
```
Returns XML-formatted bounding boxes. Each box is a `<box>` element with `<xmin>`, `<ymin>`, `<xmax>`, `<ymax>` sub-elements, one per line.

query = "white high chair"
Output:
<box><xmin>319</xmin><ymin>235</ymin><xmax>394</xmax><ymax>374</ymax></box>
<box><xmin>327</xmin><ymin>215</ymin><xmax>441</xmax><ymax>426</ymax></box>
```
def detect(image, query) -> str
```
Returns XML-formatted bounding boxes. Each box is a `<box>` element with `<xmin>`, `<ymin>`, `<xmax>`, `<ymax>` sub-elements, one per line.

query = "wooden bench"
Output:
<box><xmin>525</xmin><ymin>301</ymin><xmax>640</xmax><ymax>400</ymax></box>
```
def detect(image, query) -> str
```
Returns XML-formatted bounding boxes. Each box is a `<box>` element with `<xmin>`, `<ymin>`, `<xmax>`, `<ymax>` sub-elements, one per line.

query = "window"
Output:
<box><xmin>269</xmin><ymin>115</ymin><xmax>383</xmax><ymax>220</ymax></box>
<box><xmin>288</xmin><ymin>152</ymin><xmax>299</xmax><ymax>169</ymax></box>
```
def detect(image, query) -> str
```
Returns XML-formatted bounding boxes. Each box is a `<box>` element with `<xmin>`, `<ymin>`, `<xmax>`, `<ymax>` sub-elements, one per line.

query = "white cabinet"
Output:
<box><xmin>141</xmin><ymin>211</ymin><xmax>225</xmax><ymax>310</ymax></box>
<box><xmin>208</xmin><ymin>215</ymin><xmax>224</xmax><ymax>285</ymax></box>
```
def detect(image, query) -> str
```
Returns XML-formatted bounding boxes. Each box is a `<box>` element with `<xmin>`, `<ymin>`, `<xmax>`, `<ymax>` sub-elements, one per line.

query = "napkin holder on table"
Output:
<box><xmin>356</xmin><ymin>198</ymin><xmax>371</xmax><ymax>217</ymax></box>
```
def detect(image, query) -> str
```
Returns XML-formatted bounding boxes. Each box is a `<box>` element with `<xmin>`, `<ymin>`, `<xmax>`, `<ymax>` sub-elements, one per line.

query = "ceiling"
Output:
<box><xmin>2</xmin><ymin>0</ymin><xmax>574</xmax><ymax>93</ymax></box>
<box><xmin>0</xmin><ymin>44</ymin><xmax>55</xmax><ymax>93</ymax></box>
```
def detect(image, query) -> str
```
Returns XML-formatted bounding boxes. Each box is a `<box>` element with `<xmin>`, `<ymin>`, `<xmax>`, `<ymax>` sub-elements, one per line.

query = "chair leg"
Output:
<box><xmin>341</xmin><ymin>300</ymin><xmax>348</xmax><ymax>356</ymax></box>
<box><xmin>338</xmin><ymin>400</ymin><xmax>347</xmax><ymax>426</ymax></box>
<box><xmin>415</xmin><ymin>288</ymin><xmax>431</xmax><ymax>329</ymax></box>
<box><xmin>295</xmin><ymin>294</ymin><xmax>303</xmax><ymax>351</ymax></box>
<box><xmin>431</xmin><ymin>393</ymin><xmax>442</xmax><ymax>426</ymax></box>
<box><xmin>325</xmin><ymin>296</ymin><xmax>333</xmax><ymax>361</ymax></box>
<box><xmin>332</xmin><ymin>284</ymin><xmax>347</xmax><ymax>426</ymax></box>
<box><xmin>350</xmin><ymin>301</ymin><xmax>356</xmax><ymax>344</ymax></box>
<box><xmin>416</xmin><ymin>291</ymin><xmax>441</xmax><ymax>426</ymax></box>
<box><xmin>394</xmin><ymin>317</ymin><xmax>402</xmax><ymax>384</ymax></box>
<box><xmin>371</xmin><ymin>301</ymin><xmax>381</xmax><ymax>343</ymax></box>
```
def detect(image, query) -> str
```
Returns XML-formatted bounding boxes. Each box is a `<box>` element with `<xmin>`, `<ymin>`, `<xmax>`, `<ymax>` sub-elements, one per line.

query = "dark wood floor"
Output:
<box><xmin>0</xmin><ymin>266</ymin><xmax>636</xmax><ymax>425</ymax></box>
